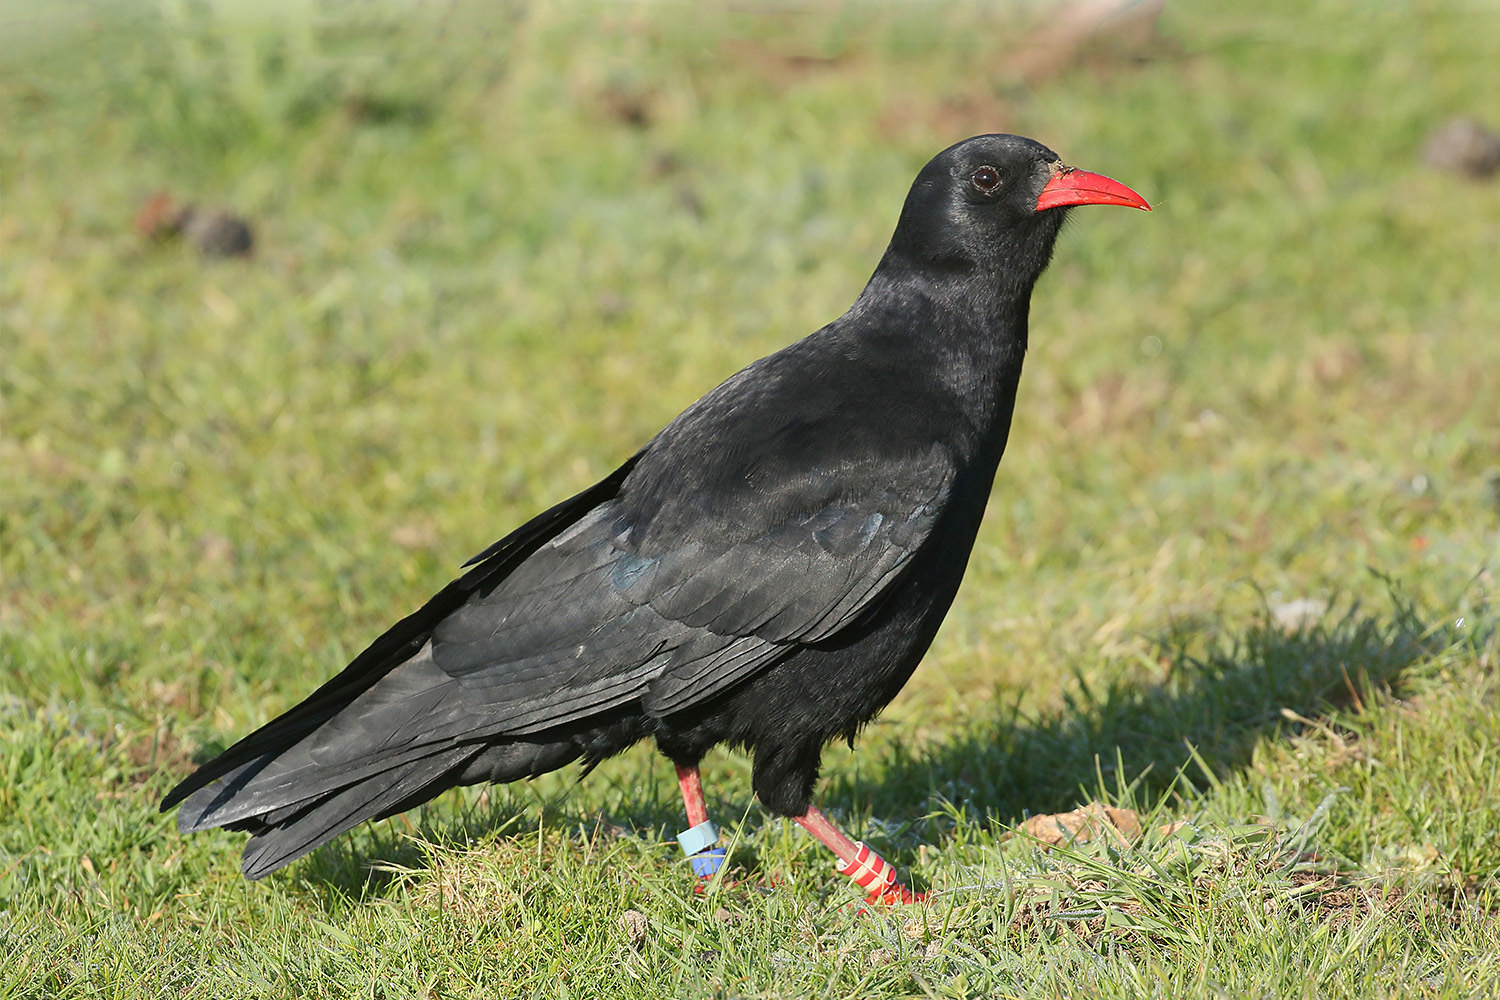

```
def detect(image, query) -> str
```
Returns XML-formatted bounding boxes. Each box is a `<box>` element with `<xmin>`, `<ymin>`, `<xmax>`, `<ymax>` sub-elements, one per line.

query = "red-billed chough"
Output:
<box><xmin>162</xmin><ymin>134</ymin><xmax>1149</xmax><ymax>903</ymax></box>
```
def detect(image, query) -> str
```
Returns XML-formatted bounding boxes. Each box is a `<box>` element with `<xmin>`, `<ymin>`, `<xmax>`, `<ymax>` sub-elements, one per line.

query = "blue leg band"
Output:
<box><xmin>676</xmin><ymin>820</ymin><xmax>719</xmax><ymax>857</ymax></box>
<box><xmin>689</xmin><ymin>847</ymin><xmax>727</xmax><ymax>877</ymax></box>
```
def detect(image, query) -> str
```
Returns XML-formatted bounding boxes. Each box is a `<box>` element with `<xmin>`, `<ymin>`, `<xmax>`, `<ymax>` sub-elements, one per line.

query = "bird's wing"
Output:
<box><xmin>429</xmin><ymin>444</ymin><xmax>955</xmax><ymax>725</ymax></box>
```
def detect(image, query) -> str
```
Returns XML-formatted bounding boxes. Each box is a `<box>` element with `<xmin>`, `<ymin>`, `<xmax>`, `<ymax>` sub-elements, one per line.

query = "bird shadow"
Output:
<box><xmin>823</xmin><ymin>585</ymin><xmax>1464</xmax><ymax>866</ymax></box>
<box><xmin>282</xmin><ymin>585</ymin><xmax>1464</xmax><ymax>906</ymax></box>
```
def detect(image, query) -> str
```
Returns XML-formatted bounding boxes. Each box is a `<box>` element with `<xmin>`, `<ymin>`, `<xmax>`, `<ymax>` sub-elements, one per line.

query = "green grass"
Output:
<box><xmin>3</xmin><ymin>0</ymin><xmax>1499</xmax><ymax>996</ymax></box>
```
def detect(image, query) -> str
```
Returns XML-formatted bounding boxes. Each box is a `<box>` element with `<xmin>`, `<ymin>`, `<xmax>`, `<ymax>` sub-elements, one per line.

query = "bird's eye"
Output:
<box><xmin>970</xmin><ymin>166</ymin><xmax>1002</xmax><ymax>193</ymax></box>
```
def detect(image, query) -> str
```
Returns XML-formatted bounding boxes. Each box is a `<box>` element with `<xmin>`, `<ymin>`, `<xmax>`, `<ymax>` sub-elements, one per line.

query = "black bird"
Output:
<box><xmin>162</xmin><ymin>134</ymin><xmax>1149</xmax><ymax>903</ymax></box>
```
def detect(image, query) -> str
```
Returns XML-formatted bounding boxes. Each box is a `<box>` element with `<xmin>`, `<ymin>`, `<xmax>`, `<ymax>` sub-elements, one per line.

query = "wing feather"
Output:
<box><xmin>414</xmin><ymin>447</ymin><xmax>956</xmax><ymax>730</ymax></box>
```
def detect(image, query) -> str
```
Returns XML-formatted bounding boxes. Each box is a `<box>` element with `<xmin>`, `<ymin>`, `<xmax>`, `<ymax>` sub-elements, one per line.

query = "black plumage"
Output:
<box><xmin>162</xmin><ymin>134</ymin><xmax>1149</xmax><ymax>886</ymax></box>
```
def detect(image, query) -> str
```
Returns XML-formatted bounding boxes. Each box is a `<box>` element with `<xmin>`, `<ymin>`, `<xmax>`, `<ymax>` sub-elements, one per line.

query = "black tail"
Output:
<box><xmin>183</xmin><ymin>744</ymin><xmax>479</xmax><ymax>879</ymax></box>
<box><xmin>177</xmin><ymin>737</ymin><xmax>583</xmax><ymax>879</ymax></box>
<box><xmin>161</xmin><ymin>457</ymin><xmax>640</xmax><ymax>878</ymax></box>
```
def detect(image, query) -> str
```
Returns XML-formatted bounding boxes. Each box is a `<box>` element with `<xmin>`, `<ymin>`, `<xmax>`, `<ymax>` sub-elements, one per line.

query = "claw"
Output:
<box><xmin>867</xmin><ymin>883</ymin><xmax>927</xmax><ymax>906</ymax></box>
<box><xmin>846</xmin><ymin>882</ymin><xmax>927</xmax><ymax>915</ymax></box>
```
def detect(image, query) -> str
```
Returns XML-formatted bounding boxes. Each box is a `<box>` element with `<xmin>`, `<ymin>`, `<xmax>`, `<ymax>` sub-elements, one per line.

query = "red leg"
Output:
<box><xmin>676</xmin><ymin>764</ymin><xmax>709</xmax><ymax>828</ymax></box>
<box><xmin>674</xmin><ymin>765</ymin><xmax>725</xmax><ymax>882</ymax></box>
<box><xmin>794</xmin><ymin>804</ymin><xmax>926</xmax><ymax>905</ymax></box>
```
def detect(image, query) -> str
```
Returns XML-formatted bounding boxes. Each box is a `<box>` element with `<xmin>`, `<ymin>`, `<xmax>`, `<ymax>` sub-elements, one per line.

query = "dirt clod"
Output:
<box><xmin>620</xmin><ymin>908</ymin><xmax>648</xmax><ymax>947</ymax></box>
<box><xmin>1422</xmin><ymin>117</ymin><xmax>1500</xmax><ymax>179</ymax></box>
<box><xmin>1019</xmin><ymin>802</ymin><xmax>1143</xmax><ymax>848</ymax></box>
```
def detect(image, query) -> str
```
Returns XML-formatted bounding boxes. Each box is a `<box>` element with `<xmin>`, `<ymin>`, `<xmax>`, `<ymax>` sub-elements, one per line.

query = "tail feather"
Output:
<box><xmin>178</xmin><ymin>734</ymin><xmax>590</xmax><ymax>878</ymax></box>
<box><xmin>237</xmin><ymin>745</ymin><xmax>481</xmax><ymax>880</ymax></box>
<box><xmin>174</xmin><ymin>645</ymin><xmax>506</xmax><ymax>831</ymax></box>
<box><xmin>160</xmin><ymin>459</ymin><xmax>651</xmax><ymax>878</ymax></box>
<box><xmin>176</xmin><ymin>755</ymin><xmax>279</xmax><ymax>833</ymax></box>
<box><xmin>160</xmin><ymin>452</ymin><xmax>642</xmax><ymax>817</ymax></box>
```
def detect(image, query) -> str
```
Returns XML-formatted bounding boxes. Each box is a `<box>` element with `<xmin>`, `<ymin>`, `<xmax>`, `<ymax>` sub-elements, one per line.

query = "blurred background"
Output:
<box><xmin>2</xmin><ymin>0</ymin><xmax>1498</xmax><ymax>994</ymax></box>
<box><xmin>5</xmin><ymin>0</ymin><xmax>1495</xmax><ymax>696</ymax></box>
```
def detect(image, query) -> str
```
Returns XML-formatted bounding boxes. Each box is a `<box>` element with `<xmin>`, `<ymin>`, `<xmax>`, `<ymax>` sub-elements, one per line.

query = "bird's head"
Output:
<box><xmin>888</xmin><ymin>134</ymin><xmax>1149</xmax><ymax>290</ymax></box>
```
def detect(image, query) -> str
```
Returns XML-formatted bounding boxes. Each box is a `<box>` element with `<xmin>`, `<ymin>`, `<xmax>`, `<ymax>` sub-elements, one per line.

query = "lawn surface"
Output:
<box><xmin>3</xmin><ymin>0</ymin><xmax>1499</xmax><ymax>997</ymax></box>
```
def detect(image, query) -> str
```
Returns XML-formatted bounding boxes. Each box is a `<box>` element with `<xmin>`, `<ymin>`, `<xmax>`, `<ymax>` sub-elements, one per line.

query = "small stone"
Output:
<box><xmin>179</xmin><ymin>207</ymin><xmax>254</xmax><ymax>258</ymax></box>
<box><xmin>620</xmin><ymin>908</ymin><xmax>648</xmax><ymax>947</ymax></box>
<box><xmin>135</xmin><ymin>191</ymin><xmax>254</xmax><ymax>257</ymax></box>
<box><xmin>1421</xmin><ymin>117</ymin><xmax>1500</xmax><ymax>179</ymax></box>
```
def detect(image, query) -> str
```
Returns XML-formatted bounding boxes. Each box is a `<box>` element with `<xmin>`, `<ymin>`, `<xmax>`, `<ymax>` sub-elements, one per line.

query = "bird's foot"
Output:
<box><xmin>838</xmin><ymin>842</ymin><xmax>927</xmax><ymax>909</ymax></box>
<box><xmin>842</xmin><ymin>881</ymin><xmax>927</xmax><ymax>915</ymax></box>
<box><xmin>865</xmin><ymin>883</ymin><xmax>927</xmax><ymax>906</ymax></box>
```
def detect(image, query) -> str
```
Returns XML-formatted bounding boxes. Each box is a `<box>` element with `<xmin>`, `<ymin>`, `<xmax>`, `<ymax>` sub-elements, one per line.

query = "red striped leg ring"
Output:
<box><xmin>835</xmin><ymin>842</ymin><xmax>896</xmax><ymax>892</ymax></box>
